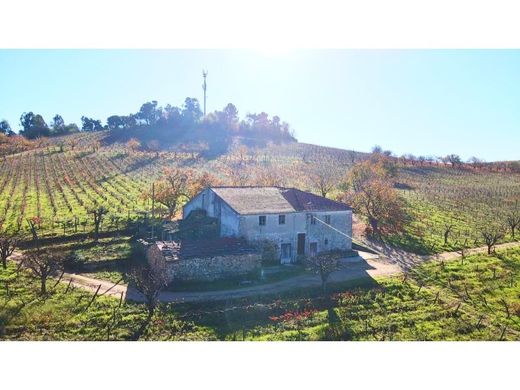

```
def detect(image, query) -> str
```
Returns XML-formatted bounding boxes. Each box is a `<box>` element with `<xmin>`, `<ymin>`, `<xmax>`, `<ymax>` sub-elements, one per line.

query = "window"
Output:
<box><xmin>324</xmin><ymin>238</ymin><xmax>329</xmax><ymax>245</ymax></box>
<box><xmin>310</xmin><ymin>215</ymin><xmax>316</xmax><ymax>225</ymax></box>
<box><xmin>325</xmin><ymin>215</ymin><xmax>331</xmax><ymax>224</ymax></box>
<box><xmin>259</xmin><ymin>215</ymin><xmax>266</xmax><ymax>226</ymax></box>
<box><xmin>279</xmin><ymin>215</ymin><xmax>286</xmax><ymax>225</ymax></box>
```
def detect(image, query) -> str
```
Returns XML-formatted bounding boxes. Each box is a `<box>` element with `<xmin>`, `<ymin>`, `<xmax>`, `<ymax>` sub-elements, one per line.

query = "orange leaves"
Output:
<box><xmin>342</xmin><ymin>155</ymin><xmax>406</xmax><ymax>236</ymax></box>
<box><xmin>126</xmin><ymin>138</ymin><xmax>141</xmax><ymax>153</ymax></box>
<box><xmin>269</xmin><ymin>309</ymin><xmax>317</xmax><ymax>324</ymax></box>
<box><xmin>147</xmin><ymin>167</ymin><xmax>220</xmax><ymax>219</ymax></box>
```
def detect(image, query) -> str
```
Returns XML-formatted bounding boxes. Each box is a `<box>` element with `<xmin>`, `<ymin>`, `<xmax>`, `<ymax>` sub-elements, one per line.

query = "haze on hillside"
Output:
<box><xmin>1</xmin><ymin>49</ymin><xmax>520</xmax><ymax>161</ymax></box>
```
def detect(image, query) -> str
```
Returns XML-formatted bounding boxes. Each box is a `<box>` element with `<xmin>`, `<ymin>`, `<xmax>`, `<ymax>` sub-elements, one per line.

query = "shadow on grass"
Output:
<box><xmin>166</xmin><ymin>270</ymin><xmax>381</xmax><ymax>340</ymax></box>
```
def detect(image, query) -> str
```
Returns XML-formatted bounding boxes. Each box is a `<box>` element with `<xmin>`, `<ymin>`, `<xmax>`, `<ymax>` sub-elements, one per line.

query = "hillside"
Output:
<box><xmin>1</xmin><ymin>131</ymin><xmax>519</xmax><ymax>255</ymax></box>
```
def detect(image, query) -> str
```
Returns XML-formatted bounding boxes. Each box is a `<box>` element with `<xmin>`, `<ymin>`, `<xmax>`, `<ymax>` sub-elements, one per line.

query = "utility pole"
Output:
<box><xmin>202</xmin><ymin>69</ymin><xmax>208</xmax><ymax>116</ymax></box>
<box><xmin>151</xmin><ymin>181</ymin><xmax>155</xmax><ymax>240</ymax></box>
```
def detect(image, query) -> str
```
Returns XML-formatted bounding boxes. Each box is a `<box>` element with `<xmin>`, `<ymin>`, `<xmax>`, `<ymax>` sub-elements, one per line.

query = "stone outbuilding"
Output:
<box><xmin>145</xmin><ymin>237</ymin><xmax>261</xmax><ymax>283</ymax></box>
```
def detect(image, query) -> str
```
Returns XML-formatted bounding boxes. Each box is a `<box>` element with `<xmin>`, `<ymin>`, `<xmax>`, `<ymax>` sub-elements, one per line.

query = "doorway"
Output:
<box><xmin>297</xmin><ymin>233</ymin><xmax>306</xmax><ymax>255</ymax></box>
<box><xmin>310</xmin><ymin>242</ymin><xmax>317</xmax><ymax>257</ymax></box>
<box><xmin>280</xmin><ymin>243</ymin><xmax>292</xmax><ymax>264</ymax></box>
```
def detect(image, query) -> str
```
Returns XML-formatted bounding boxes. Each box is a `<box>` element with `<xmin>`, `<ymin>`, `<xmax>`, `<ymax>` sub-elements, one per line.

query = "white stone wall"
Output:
<box><xmin>183</xmin><ymin>188</ymin><xmax>240</xmax><ymax>236</ymax></box>
<box><xmin>238</xmin><ymin>210</ymin><xmax>352</xmax><ymax>262</ymax></box>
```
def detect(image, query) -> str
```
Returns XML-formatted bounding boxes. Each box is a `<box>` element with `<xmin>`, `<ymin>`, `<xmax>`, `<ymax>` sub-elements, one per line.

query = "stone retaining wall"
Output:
<box><xmin>146</xmin><ymin>244</ymin><xmax>261</xmax><ymax>282</ymax></box>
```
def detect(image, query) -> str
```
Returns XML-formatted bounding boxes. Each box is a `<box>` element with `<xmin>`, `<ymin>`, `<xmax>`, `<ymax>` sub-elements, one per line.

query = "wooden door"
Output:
<box><xmin>297</xmin><ymin>233</ymin><xmax>306</xmax><ymax>255</ymax></box>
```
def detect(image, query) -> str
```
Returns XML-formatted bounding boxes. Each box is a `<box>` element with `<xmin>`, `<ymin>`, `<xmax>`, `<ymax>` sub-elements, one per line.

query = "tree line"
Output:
<box><xmin>0</xmin><ymin>98</ymin><xmax>297</xmax><ymax>153</ymax></box>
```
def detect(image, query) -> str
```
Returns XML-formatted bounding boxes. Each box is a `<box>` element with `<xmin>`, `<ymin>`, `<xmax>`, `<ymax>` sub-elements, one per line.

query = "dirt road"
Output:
<box><xmin>11</xmin><ymin>240</ymin><xmax>520</xmax><ymax>304</ymax></box>
<box><xmin>56</xmin><ymin>252</ymin><xmax>400</xmax><ymax>303</ymax></box>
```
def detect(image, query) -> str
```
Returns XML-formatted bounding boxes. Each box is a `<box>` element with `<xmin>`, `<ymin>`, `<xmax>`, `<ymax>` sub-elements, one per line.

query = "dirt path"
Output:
<box><xmin>364</xmin><ymin>240</ymin><xmax>520</xmax><ymax>270</ymax></box>
<box><xmin>31</xmin><ymin>252</ymin><xmax>400</xmax><ymax>304</ymax></box>
<box><xmin>10</xmin><ymin>240</ymin><xmax>520</xmax><ymax>304</ymax></box>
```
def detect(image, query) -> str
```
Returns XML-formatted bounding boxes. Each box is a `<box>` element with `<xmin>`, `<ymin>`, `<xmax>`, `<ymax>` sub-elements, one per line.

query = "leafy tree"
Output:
<box><xmin>164</xmin><ymin>104</ymin><xmax>182</xmax><ymax>126</ymax></box>
<box><xmin>107</xmin><ymin>115</ymin><xmax>125</xmax><ymax>130</ymax></box>
<box><xmin>0</xmin><ymin>119</ymin><xmax>12</xmax><ymax>135</ymax></box>
<box><xmin>81</xmin><ymin>116</ymin><xmax>103</xmax><ymax>132</ymax></box>
<box><xmin>51</xmin><ymin>114</ymin><xmax>65</xmax><ymax>133</ymax></box>
<box><xmin>181</xmin><ymin>97</ymin><xmax>203</xmax><ymax>126</ymax></box>
<box><xmin>19</xmin><ymin>112</ymin><xmax>50</xmax><ymax>139</ymax></box>
<box><xmin>148</xmin><ymin>168</ymin><xmax>190</xmax><ymax>219</ymax></box>
<box><xmin>23</xmin><ymin>249</ymin><xmax>65</xmax><ymax>295</ymax></box>
<box><xmin>122</xmin><ymin>115</ymin><xmax>137</xmax><ymax>129</ymax></box>
<box><xmin>221</xmin><ymin>103</ymin><xmax>239</xmax><ymax>130</ymax></box>
<box><xmin>372</xmin><ymin>145</ymin><xmax>383</xmax><ymax>154</ymax></box>
<box><xmin>63</xmin><ymin>123</ymin><xmax>80</xmax><ymax>135</ymax></box>
<box><xmin>341</xmin><ymin>156</ymin><xmax>406</xmax><ymax>236</ymax></box>
<box><xmin>187</xmin><ymin>171</ymin><xmax>220</xmax><ymax>198</ymax></box>
<box><xmin>137</xmin><ymin>101</ymin><xmax>162</xmax><ymax>126</ymax></box>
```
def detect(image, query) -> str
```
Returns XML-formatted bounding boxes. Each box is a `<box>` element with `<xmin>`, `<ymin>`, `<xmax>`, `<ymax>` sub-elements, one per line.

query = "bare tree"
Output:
<box><xmin>443</xmin><ymin>223</ymin><xmax>455</xmax><ymax>245</ymax></box>
<box><xmin>23</xmin><ymin>249</ymin><xmax>65</xmax><ymax>295</ymax></box>
<box><xmin>443</xmin><ymin>154</ymin><xmax>463</xmax><ymax>168</ymax></box>
<box><xmin>480</xmin><ymin>224</ymin><xmax>505</xmax><ymax>255</ymax></box>
<box><xmin>506</xmin><ymin>206</ymin><xmax>520</xmax><ymax>240</ymax></box>
<box><xmin>468</xmin><ymin>156</ymin><xmax>484</xmax><ymax>170</ymax></box>
<box><xmin>309</xmin><ymin>160</ymin><xmax>337</xmax><ymax>198</ymax></box>
<box><xmin>0</xmin><ymin>231</ymin><xmax>22</xmax><ymax>269</ymax></box>
<box><xmin>130</xmin><ymin>263</ymin><xmax>168</xmax><ymax>339</ymax></box>
<box><xmin>67</xmin><ymin>137</ymin><xmax>79</xmax><ymax>151</ymax></box>
<box><xmin>306</xmin><ymin>251</ymin><xmax>342</xmax><ymax>295</ymax></box>
<box><xmin>89</xmin><ymin>206</ymin><xmax>108</xmax><ymax>241</ymax></box>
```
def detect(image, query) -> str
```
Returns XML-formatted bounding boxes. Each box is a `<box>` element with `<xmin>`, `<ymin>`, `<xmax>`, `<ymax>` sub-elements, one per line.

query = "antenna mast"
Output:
<box><xmin>202</xmin><ymin>69</ymin><xmax>208</xmax><ymax>116</ymax></box>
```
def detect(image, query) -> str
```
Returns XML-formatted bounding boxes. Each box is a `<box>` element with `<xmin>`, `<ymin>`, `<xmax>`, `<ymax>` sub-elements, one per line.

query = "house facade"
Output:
<box><xmin>183</xmin><ymin>186</ymin><xmax>352</xmax><ymax>264</ymax></box>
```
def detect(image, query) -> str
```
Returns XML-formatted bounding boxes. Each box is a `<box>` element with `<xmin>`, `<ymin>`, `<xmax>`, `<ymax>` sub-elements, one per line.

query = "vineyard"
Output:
<box><xmin>1</xmin><ymin>131</ymin><xmax>519</xmax><ymax>256</ymax></box>
<box><xmin>0</xmin><ymin>135</ymin><xmax>194</xmax><ymax>237</ymax></box>
<box><xmin>393</xmin><ymin>166</ymin><xmax>520</xmax><ymax>254</ymax></box>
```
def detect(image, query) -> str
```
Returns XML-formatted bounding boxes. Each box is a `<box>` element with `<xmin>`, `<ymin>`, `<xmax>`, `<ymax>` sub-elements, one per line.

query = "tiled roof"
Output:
<box><xmin>155</xmin><ymin>237</ymin><xmax>256</xmax><ymax>261</ymax></box>
<box><xmin>209</xmin><ymin>186</ymin><xmax>350</xmax><ymax>215</ymax></box>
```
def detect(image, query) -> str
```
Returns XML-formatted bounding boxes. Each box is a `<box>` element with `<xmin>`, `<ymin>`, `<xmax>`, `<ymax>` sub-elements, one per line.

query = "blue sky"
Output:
<box><xmin>0</xmin><ymin>49</ymin><xmax>519</xmax><ymax>161</ymax></box>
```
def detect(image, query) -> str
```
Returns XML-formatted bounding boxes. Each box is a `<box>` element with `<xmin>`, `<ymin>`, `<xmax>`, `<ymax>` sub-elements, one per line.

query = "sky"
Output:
<box><xmin>0</xmin><ymin>49</ymin><xmax>519</xmax><ymax>161</ymax></box>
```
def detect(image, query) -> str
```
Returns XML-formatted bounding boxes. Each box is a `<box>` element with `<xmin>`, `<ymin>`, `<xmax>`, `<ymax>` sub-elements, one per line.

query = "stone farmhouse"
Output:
<box><xmin>182</xmin><ymin>186</ymin><xmax>353</xmax><ymax>264</ymax></box>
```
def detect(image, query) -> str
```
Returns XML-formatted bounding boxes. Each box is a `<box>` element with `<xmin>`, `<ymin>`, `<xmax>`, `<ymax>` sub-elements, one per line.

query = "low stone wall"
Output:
<box><xmin>146</xmin><ymin>244</ymin><xmax>261</xmax><ymax>282</ymax></box>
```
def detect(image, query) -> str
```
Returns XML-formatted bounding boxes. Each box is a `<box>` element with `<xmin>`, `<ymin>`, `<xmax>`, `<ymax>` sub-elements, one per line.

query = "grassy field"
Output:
<box><xmin>1</xmin><ymin>247</ymin><xmax>518</xmax><ymax>340</ymax></box>
<box><xmin>180</xmin><ymin>247</ymin><xmax>520</xmax><ymax>341</ymax></box>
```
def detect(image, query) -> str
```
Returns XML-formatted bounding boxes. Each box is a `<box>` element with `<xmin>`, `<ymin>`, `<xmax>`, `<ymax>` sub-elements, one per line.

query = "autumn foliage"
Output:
<box><xmin>145</xmin><ymin>167</ymin><xmax>221</xmax><ymax>219</ymax></box>
<box><xmin>341</xmin><ymin>155</ymin><xmax>406</xmax><ymax>236</ymax></box>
